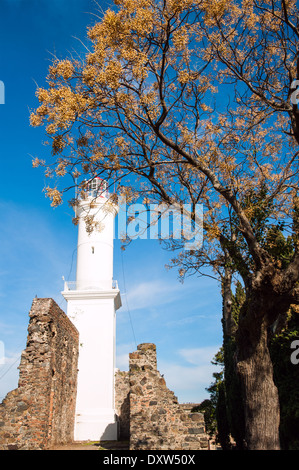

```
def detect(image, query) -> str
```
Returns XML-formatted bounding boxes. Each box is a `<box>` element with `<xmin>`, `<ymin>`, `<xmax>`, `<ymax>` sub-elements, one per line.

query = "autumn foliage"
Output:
<box><xmin>31</xmin><ymin>0</ymin><xmax>299</xmax><ymax>449</ymax></box>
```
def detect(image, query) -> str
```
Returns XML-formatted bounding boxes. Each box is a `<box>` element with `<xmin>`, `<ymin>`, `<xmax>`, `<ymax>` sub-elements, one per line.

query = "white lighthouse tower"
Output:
<box><xmin>62</xmin><ymin>177</ymin><xmax>121</xmax><ymax>441</ymax></box>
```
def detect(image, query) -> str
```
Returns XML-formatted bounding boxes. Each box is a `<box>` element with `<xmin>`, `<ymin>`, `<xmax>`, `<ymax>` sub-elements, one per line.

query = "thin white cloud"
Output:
<box><xmin>116</xmin><ymin>342</ymin><xmax>136</xmax><ymax>371</ymax></box>
<box><xmin>0</xmin><ymin>200</ymin><xmax>75</xmax><ymax>301</ymax></box>
<box><xmin>121</xmin><ymin>274</ymin><xmax>214</xmax><ymax>313</ymax></box>
<box><xmin>166</xmin><ymin>314</ymin><xmax>208</xmax><ymax>328</ymax></box>
<box><xmin>116</xmin><ymin>353</ymin><xmax>130</xmax><ymax>371</ymax></box>
<box><xmin>0</xmin><ymin>200</ymin><xmax>76</xmax><ymax>400</ymax></box>
<box><xmin>178</xmin><ymin>346</ymin><xmax>220</xmax><ymax>366</ymax></box>
<box><xmin>115</xmin><ymin>342</ymin><xmax>222</xmax><ymax>403</ymax></box>
<box><xmin>157</xmin><ymin>345</ymin><xmax>222</xmax><ymax>403</ymax></box>
<box><xmin>123</xmin><ymin>279</ymin><xmax>180</xmax><ymax>311</ymax></box>
<box><xmin>160</xmin><ymin>364</ymin><xmax>218</xmax><ymax>403</ymax></box>
<box><xmin>0</xmin><ymin>353</ymin><xmax>22</xmax><ymax>402</ymax></box>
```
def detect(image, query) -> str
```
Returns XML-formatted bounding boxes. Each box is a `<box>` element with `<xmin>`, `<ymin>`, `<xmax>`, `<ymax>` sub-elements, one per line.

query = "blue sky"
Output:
<box><xmin>0</xmin><ymin>0</ymin><xmax>222</xmax><ymax>404</ymax></box>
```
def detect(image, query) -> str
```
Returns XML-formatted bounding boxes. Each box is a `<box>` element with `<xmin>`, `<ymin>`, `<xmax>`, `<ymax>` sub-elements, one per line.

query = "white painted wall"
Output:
<box><xmin>75</xmin><ymin>197</ymin><xmax>117</xmax><ymax>290</ymax></box>
<box><xmin>62</xmin><ymin>186</ymin><xmax>121</xmax><ymax>441</ymax></box>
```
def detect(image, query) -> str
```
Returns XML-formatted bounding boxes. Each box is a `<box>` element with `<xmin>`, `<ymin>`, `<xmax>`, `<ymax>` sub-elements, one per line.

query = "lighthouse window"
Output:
<box><xmin>87</xmin><ymin>179</ymin><xmax>98</xmax><ymax>198</ymax></box>
<box><xmin>87</xmin><ymin>178</ymin><xmax>108</xmax><ymax>197</ymax></box>
<box><xmin>92</xmin><ymin>246</ymin><xmax>95</xmax><ymax>254</ymax></box>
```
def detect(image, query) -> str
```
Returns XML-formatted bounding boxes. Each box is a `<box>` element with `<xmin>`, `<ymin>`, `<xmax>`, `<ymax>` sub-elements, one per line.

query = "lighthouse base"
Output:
<box><xmin>74</xmin><ymin>408</ymin><xmax>118</xmax><ymax>442</ymax></box>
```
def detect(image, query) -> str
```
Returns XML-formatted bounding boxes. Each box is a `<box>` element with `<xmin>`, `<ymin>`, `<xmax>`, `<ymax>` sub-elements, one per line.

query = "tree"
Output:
<box><xmin>30</xmin><ymin>0</ymin><xmax>299</xmax><ymax>449</ymax></box>
<box><xmin>193</xmin><ymin>351</ymin><xmax>228</xmax><ymax>447</ymax></box>
<box><xmin>209</xmin><ymin>350</ymin><xmax>232</xmax><ymax>450</ymax></box>
<box><xmin>221</xmin><ymin>276</ymin><xmax>246</xmax><ymax>449</ymax></box>
<box><xmin>270</xmin><ymin>304</ymin><xmax>299</xmax><ymax>450</ymax></box>
<box><xmin>192</xmin><ymin>398</ymin><xmax>217</xmax><ymax>438</ymax></box>
<box><xmin>207</xmin><ymin>280</ymin><xmax>299</xmax><ymax>450</ymax></box>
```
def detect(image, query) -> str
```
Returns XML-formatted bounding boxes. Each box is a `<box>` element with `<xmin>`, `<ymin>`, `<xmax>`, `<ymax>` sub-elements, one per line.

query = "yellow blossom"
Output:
<box><xmin>44</xmin><ymin>187</ymin><xmax>62</xmax><ymax>207</ymax></box>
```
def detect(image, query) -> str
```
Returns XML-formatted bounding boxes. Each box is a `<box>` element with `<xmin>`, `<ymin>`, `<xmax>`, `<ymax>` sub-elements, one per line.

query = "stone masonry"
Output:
<box><xmin>0</xmin><ymin>299</ymin><xmax>209</xmax><ymax>450</ymax></box>
<box><xmin>114</xmin><ymin>370</ymin><xmax>130</xmax><ymax>440</ymax></box>
<box><xmin>115</xmin><ymin>343</ymin><xmax>209</xmax><ymax>450</ymax></box>
<box><xmin>0</xmin><ymin>298</ymin><xmax>79</xmax><ymax>450</ymax></box>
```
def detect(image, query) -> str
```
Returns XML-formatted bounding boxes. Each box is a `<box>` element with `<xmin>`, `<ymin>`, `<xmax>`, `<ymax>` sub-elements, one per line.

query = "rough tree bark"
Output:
<box><xmin>235</xmin><ymin>277</ymin><xmax>299</xmax><ymax>450</ymax></box>
<box><xmin>237</xmin><ymin>314</ymin><xmax>281</xmax><ymax>450</ymax></box>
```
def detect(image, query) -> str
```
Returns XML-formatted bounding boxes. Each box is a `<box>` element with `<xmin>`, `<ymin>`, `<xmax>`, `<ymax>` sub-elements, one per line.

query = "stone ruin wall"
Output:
<box><xmin>0</xmin><ymin>298</ymin><xmax>79</xmax><ymax>450</ymax></box>
<box><xmin>115</xmin><ymin>343</ymin><xmax>209</xmax><ymax>450</ymax></box>
<box><xmin>114</xmin><ymin>370</ymin><xmax>130</xmax><ymax>440</ymax></box>
<box><xmin>0</xmin><ymin>297</ymin><xmax>209</xmax><ymax>450</ymax></box>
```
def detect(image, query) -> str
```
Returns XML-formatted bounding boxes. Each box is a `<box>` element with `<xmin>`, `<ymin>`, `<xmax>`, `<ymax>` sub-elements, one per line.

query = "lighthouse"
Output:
<box><xmin>62</xmin><ymin>177</ymin><xmax>121</xmax><ymax>441</ymax></box>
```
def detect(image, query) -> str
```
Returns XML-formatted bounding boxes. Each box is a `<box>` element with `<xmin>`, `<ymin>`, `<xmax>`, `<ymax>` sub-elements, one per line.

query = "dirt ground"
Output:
<box><xmin>49</xmin><ymin>440</ymin><xmax>130</xmax><ymax>450</ymax></box>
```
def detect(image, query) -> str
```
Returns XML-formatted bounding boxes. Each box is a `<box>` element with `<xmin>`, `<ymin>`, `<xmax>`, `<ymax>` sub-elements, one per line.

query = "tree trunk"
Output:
<box><xmin>222</xmin><ymin>263</ymin><xmax>234</xmax><ymax>337</ymax></box>
<box><xmin>236</xmin><ymin>317</ymin><xmax>281</xmax><ymax>450</ymax></box>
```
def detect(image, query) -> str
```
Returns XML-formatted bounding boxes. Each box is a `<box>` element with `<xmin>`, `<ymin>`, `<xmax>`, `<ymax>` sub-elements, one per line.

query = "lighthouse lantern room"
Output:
<box><xmin>62</xmin><ymin>177</ymin><xmax>121</xmax><ymax>442</ymax></box>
